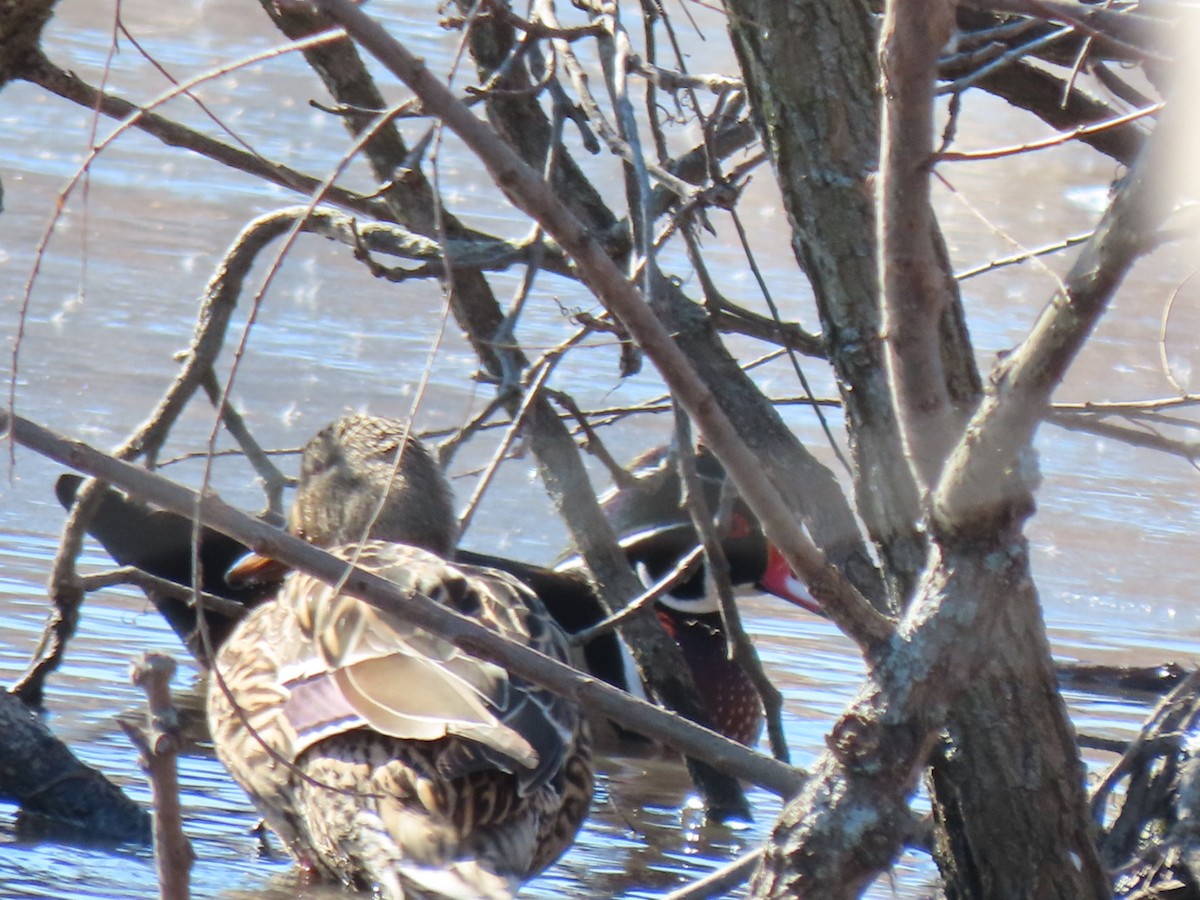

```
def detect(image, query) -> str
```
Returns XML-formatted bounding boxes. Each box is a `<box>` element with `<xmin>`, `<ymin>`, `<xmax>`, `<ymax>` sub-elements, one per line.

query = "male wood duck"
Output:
<box><xmin>207</xmin><ymin>416</ymin><xmax>593</xmax><ymax>898</ymax></box>
<box><xmin>588</xmin><ymin>443</ymin><xmax>821</xmax><ymax>746</ymax></box>
<box><xmin>598</xmin><ymin>442</ymin><xmax>813</xmax><ymax>609</ymax></box>
<box><xmin>57</xmin><ymin>420</ymin><xmax>819</xmax><ymax>746</ymax></box>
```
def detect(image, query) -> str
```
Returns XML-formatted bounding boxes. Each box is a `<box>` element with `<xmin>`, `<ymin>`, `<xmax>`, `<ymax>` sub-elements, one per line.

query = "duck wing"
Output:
<box><xmin>277</xmin><ymin>542</ymin><xmax>575</xmax><ymax>794</ymax></box>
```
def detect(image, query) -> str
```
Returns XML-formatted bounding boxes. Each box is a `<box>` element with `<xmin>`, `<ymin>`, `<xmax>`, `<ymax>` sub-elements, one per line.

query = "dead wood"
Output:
<box><xmin>0</xmin><ymin>690</ymin><xmax>149</xmax><ymax>843</ymax></box>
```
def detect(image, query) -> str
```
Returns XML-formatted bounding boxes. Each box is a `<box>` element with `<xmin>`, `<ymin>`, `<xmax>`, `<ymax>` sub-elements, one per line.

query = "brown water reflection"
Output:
<box><xmin>1</xmin><ymin>1</ymin><xmax>1197</xmax><ymax>898</ymax></box>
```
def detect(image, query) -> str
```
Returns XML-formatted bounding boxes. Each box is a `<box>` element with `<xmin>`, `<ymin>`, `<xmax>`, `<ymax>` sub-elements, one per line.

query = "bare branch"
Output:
<box><xmin>121</xmin><ymin>653</ymin><xmax>194</xmax><ymax>900</ymax></box>
<box><xmin>663</xmin><ymin>849</ymin><xmax>762</xmax><ymax>900</ymax></box>
<box><xmin>879</xmin><ymin>0</ymin><xmax>962</xmax><ymax>491</ymax></box>
<box><xmin>933</xmin><ymin>68</ymin><xmax>1183</xmax><ymax>531</ymax></box>
<box><xmin>959</xmin><ymin>0</ymin><xmax>1170</xmax><ymax>63</ymax></box>
<box><xmin>21</xmin><ymin>41</ymin><xmax>386</xmax><ymax>220</ymax></box>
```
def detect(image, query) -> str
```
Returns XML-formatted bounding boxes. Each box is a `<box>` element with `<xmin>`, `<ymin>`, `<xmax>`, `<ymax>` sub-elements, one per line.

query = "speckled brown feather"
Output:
<box><xmin>208</xmin><ymin>416</ymin><xmax>592</xmax><ymax>898</ymax></box>
<box><xmin>288</xmin><ymin>415</ymin><xmax>458</xmax><ymax>556</ymax></box>
<box><xmin>209</xmin><ymin>544</ymin><xmax>592</xmax><ymax>898</ymax></box>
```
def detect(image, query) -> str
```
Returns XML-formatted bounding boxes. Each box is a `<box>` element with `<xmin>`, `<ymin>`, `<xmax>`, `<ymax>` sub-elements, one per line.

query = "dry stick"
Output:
<box><xmin>959</xmin><ymin>0</ymin><xmax>1168</xmax><ymax>63</ymax></box>
<box><xmin>662</xmin><ymin>850</ymin><xmax>764</xmax><ymax>900</ymax></box>
<box><xmin>22</xmin><ymin>45</ymin><xmax>387</xmax><ymax>221</ymax></box>
<box><xmin>120</xmin><ymin>653</ymin><xmax>194</xmax><ymax>900</ymax></box>
<box><xmin>1</xmin><ymin>410</ymin><xmax>805</xmax><ymax>800</ymax></box>
<box><xmin>1053</xmin><ymin>396</ymin><xmax>1200</xmax><ymax>413</ymax></box>
<box><xmin>546</xmin><ymin>389</ymin><xmax>640</xmax><ymax>492</ymax></box>
<box><xmin>195</xmin><ymin>367</ymin><xmax>288</xmax><ymax>519</ymax></box>
<box><xmin>955</xmin><ymin>229</ymin><xmax>1094</xmax><ymax>280</ymax></box>
<box><xmin>878</xmin><ymin>0</ymin><xmax>961</xmax><ymax>493</ymax></box>
<box><xmin>569</xmin><ymin>546</ymin><xmax>706</xmax><ymax>646</ymax></box>
<box><xmin>536</xmin><ymin>0</ymin><xmax>696</xmax><ymax>204</ymax></box>
<box><xmin>307</xmin><ymin>0</ymin><xmax>895</xmax><ymax>658</ymax></box>
<box><xmin>937</xmin><ymin>24</ymin><xmax>1076</xmax><ymax>97</ymax></box>
<box><xmin>1090</xmin><ymin>670</ymin><xmax>1200</xmax><ymax>828</ymax></box>
<box><xmin>17</xmin><ymin>478</ymin><xmax>104</xmax><ymax>707</ymax></box>
<box><xmin>457</xmin><ymin>357</ymin><xmax>557</xmax><ymax>538</ymax></box>
<box><xmin>77</xmin><ymin>567</ymin><xmax>249</xmax><ymax>623</ymax></box>
<box><xmin>456</xmin><ymin>109</ymin><xmax>566</xmax><ymax>536</ymax></box>
<box><xmin>721</xmin><ymin>205</ymin><xmax>852</xmax><ymax>475</ymax></box>
<box><xmin>436</xmin><ymin>396</ymin><xmax>508</xmax><ymax>468</ymax></box>
<box><xmin>1049</xmin><ymin>412</ymin><xmax>1200</xmax><ymax>464</ymax></box>
<box><xmin>938</xmin><ymin>101</ymin><xmax>1162</xmax><ymax>163</ymax></box>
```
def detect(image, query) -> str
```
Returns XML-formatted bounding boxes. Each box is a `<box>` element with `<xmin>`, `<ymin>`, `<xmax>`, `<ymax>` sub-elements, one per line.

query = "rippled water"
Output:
<box><xmin>1</xmin><ymin>1</ymin><xmax>1197</xmax><ymax>898</ymax></box>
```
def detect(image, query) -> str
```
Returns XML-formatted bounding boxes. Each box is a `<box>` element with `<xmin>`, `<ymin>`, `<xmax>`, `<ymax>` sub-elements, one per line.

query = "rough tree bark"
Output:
<box><xmin>725</xmin><ymin>0</ymin><xmax>929</xmax><ymax>612</ymax></box>
<box><xmin>728</xmin><ymin>0</ymin><xmax>1110</xmax><ymax>896</ymax></box>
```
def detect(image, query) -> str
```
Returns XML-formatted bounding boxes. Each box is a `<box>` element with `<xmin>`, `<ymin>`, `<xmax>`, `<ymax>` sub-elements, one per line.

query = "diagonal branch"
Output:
<box><xmin>878</xmin><ymin>0</ymin><xmax>962</xmax><ymax>491</ymax></box>
<box><xmin>932</xmin><ymin>69</ymin><xmax>1182</xmax><ymax>533</ymax></box>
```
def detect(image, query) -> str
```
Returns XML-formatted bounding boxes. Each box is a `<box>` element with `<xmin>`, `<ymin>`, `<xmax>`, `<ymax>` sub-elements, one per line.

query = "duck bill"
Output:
<box><xmin>226</xmin><ymin>551</ymin><xmax>291</xmax><ymax>590</ymax></box>
<box><xmin>757</xmin><ymin>543</ymin><xmax>824</xmax><ymax>616</ymax></box>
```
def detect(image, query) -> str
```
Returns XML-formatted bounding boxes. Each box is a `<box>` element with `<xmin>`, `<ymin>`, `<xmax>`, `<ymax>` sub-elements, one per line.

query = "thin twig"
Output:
<box><xmin>938</xmin><ymin>100</ymin><xmax>1161</xmax><ymax>162</ymax></box>
<box><xmin>673</xmin><ymin>411</ymin><xmax>789</xmax><ymax>763</ymax></box>
<box><xmin>661</xmin><ymin>849</ymin><xmax>763</xmax><ymax>900</ymax></box>
<box><xmin>569</xmin><ymin>545</ymin><xmax>706</xmax><ymax>646</ymax></box>
<box><xmin>195</xmin><ymin>366</ymin><xmax>287</xmax><ymax>518</ymax></box>
<box><xmin>76</xmin><ymin>567</ymin><xmax>250</xmax><ymax>622</ymax></box>
<box><xmin>121</xmin><ymin>652</ymin><xmax>194</xmax><ymax>900</ymax></box>
<box><xmin>457</xmin><ymin>357</ymin><xmax>558</xmax><ymax>537</ymax></box>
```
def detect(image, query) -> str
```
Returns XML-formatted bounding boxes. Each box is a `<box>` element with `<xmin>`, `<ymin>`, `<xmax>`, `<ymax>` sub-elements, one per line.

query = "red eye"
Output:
<box><xmin>728</xmin><ymin>512</ymin><xmax>751</xmax><ymax>539</ymax></box>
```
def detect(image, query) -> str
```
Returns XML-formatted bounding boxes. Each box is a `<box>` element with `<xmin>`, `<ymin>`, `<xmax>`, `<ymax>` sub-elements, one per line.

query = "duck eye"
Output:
<box><xmin>727</xmin><ymin>512</ymin><xmax>752</xmax><ymax>539</ymax></box>
<box><xmin>302</xmin><ymin>443</ymin><xmax>335</xmax><ymax>478</ymax></box>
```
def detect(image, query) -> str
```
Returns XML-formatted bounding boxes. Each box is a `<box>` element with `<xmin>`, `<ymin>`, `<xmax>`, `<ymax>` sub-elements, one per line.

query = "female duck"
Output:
<box><xmin>207</xmin><ymin>415</ymin><xmax>592</xmax><ymax>899</ymax></box>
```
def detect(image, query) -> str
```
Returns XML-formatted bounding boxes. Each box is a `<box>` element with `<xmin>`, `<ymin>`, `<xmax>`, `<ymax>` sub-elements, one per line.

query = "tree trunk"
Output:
<box><xmin>725</xmin><ymin>0</ymin><xmax>926</xmax><ymax>612</ymax></box>
<box><xmin>727</xmin><ymin>0</ymin><xmax>1108</xmax><ymax>895</ymax></box>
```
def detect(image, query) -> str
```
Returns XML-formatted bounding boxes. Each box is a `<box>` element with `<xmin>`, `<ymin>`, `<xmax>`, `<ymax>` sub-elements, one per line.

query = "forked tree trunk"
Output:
<box><xmin>725</xmin><ymin>0</ymin><xmax>1108</xmax><ymax>895</ymax></box>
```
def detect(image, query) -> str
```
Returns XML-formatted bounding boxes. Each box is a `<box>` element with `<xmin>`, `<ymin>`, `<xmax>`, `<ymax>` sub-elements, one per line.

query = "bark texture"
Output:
<box><xmin>728</xmin><ymin>0</ymin><xmax>1108</xmax><ymax>895</ymax></box>
<box><xmin>726</xmin><ymin>0</ymin><xmax>927</xmax><ymax>611</ymax></box>
<box><xmin>0</xmin><ymin>0</ymin><xmax>55</xmax><ymax>85</ymax></box>
<box><xmin>0</xmin><ymin>691</ymin><xmax>150</xmax><ymax>843</ymax></box>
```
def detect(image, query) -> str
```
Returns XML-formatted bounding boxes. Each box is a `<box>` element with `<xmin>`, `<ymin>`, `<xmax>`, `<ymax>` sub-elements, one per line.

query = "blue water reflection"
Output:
<box><xmin>1</xmin><ymin>0</ymin><xmax>1194</xmax><ymax>897</ymax></box>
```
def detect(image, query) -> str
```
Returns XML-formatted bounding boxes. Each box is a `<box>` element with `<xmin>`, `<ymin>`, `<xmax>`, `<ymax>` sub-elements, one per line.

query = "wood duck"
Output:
<box><xmin>597</xmin><ymin>443</ymin><xmax>814</xmax><ymax>610</ymax></box>
<box><xmin>586</xmin><ymin>443</ymin><xmax>821</xmax><ymax>746</ymax></box>
<box><xmin>206</xmin><ymin>415</ymin><xmax>592</xmax><ymax>898</ymax></box>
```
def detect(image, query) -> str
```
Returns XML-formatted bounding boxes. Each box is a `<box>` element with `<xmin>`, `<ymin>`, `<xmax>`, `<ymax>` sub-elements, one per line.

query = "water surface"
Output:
<box><xmin>1</xmin><ymin>2</ymin><xmax>1196</xmax><ymax>898</ymax></box>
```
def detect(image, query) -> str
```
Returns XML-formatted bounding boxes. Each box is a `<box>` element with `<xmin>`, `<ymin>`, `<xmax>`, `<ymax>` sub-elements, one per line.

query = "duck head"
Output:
<box><xmin>228</xmin><ymin>415</ymin><xmax>456</xmax><ymax>587</ymax></box>
<box><xmin>603</xmin><ymin>444</ymin><xmax>823</xmax><ymax>617</ymax></box>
